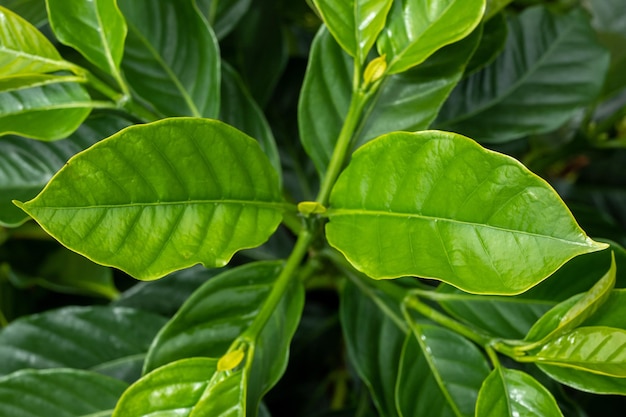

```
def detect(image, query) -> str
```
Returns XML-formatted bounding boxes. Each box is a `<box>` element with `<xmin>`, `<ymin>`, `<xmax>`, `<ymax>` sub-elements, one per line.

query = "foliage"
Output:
<box><xmin>1</xmin><ymin>0</ymin><xmax>625</xmax><ymax>416</ymax></box>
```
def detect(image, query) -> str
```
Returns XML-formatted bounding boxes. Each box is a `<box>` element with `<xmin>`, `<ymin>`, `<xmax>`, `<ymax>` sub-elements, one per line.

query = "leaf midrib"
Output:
<box><xmin>27</xmin><ymin>199</ymin><xmax>288</xmax><ymax>211</ymax></box>
<box><xmin>328</xmin><ymin>208</ymin><xmax>595</xmax><ymax>247</ymax></box>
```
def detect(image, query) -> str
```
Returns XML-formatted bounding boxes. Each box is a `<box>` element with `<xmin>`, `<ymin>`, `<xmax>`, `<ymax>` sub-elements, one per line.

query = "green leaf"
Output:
<box><xmin>15</xmin><ymin>118</ymin><xmax>285</xmax><ymax>280</ymax></box>
<box><xmin>220</xmin><ymin>63</ymin><xmax>281</xmax><ymax>182</ymax></box>
<box><xmin>537</xmin><ymin>362</ymin><xmax>626</xmax><ymax>395</ymax></box>
<box><xmin>531</xmin><ymin>326</ymin><xmax>626</xmax><ymax>377</ymax></box>
<box><xmin>299</xmin><ymin>28</ymin><xmax>480</xmax><ymax>176</ymax></box>
<box><xmin>584</xmin><ymin>289</ymin><xmax>626</xmax><ymax>330</ymax></box>
<box><xmin>118</xmin><ymin>0</ymin><xmax>220</xmax><ymax>118</ymax></box>
<box><xmin>525</xmin><ymin>253</ymin><xmax>615</xmax><ymax>343</ymax></box>
<box><xmin>396</xmin><ymin>325</ymin><xmax>490</xmax><ymax>417</ymax></box>
<box><xmin>0</xmin><ymin>81</ymin><xmax>93</xmax><ymax>140</ymax></box>
<box><xmin>326</xmin><ymin>130</ymin><xmax>606</xmax><ymax>294</ymax></box>
<box><xmin>0</xmin><ymin>5</ymin><xmax>76</xmax><ymax>76</ymax></box>
<box><xmin>3</xmin><ymin>0</ymin><xmax>47</xmax><ymax>28</ymax></box>
<box><xmin>476</xmin><ymin>368</ymin><xmax>563</xmax><ymax>417</ymax></box>
<box><xmin>0</xmin><ymin>113</ymin><xmax>132</xmax><ymax>227</ymax></box>
<box><xmin>312</xmin><ymin>0</ymin><xmax>393</xmax><ymax>63</ymax></box>
<box><xmin>0</xmin><ymin>306</ymin><xmax>167</xmax><ymax>382</ymax></box>
<box><xmin>113</xmin><ymin>357</ymin><xmax>244</xmax><ymax>417</ymax></box>
<box><xmin>435</xmin><ymin>285</ymin><xmax>554</xmax><ymax>339</ymax></box>
<box><xmin>340</xmin><ymin>278</ymin><xmax>406</xmax><ymax>417</ymax></box>
<box><xmin>435</xmin><ymin>6</ymin><xmax>610</xmax><ymax>143</ymax></box>
<box><xmin>0</xmin><ymin>368</ymin><xmax>127</xmax><ymax>417</ymax></box>
<box><xmin>464</xmin><ymin>13</ymin><xmax>507</xmax><ymax>76</ymax></box>
<box><xmin>377</xmin><ymin>0</ymin><xmax>485</xmax><ymax>74</ymax></box>
<box><xmin>0</xmin><ymin>73</ymin><xmax>84</xmax><ymax>93</ymax></box>
<box><xmin>113</xmin><ymin>265</ymin><xmax>221</xmax><ymax>317</ymax></box>
<box><xmin>196</xmin><ymin>0</ymin><xmax>252</xmax><ymax>40</ymax></box>
<box><xmin>46</xmin><ymin>0</ymin><xmax>128</xmax><ymax>92</ymax></box>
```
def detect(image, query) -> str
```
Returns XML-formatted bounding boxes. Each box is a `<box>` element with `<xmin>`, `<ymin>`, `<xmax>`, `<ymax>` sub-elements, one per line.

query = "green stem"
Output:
<box><xmin>404</xmin><ymin>294</ymin><xmax>491</xmax><ymax>346</ymax></box>
<box><xmin>315</xmin><ymin>90</ymin><xmax>368</xmax><ymax>206</ymax></box>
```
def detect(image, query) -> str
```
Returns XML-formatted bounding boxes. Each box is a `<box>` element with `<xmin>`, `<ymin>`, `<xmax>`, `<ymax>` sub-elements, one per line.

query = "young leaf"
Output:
<box><xmin>525</xmin><ymin>253</ymin><xmax>615</xmax><ymax>344</ymax></box>
<box><xmin>118</xmin><ymin>0</ymin><xmax>220</xmax><ymax>118</ymax></box>
<box><xmin>0</xmin><ymin>113</ymin><xmax>132</xmax><ymax>227</ymax></box>
<box><xmin>326</xmin><ymin>130</ymin><xmax>607</xmax><ymax>294</ymax></box>
<box><xmin>0</xmin><ymin>306</ymin><xmax>167</xmax><ymax>382</ymax></box>
<box><xmin>312</xmin><ymin>0</ymin><xmax>393</xmax><ymax>64</ymax></box>
<box><xmin>396</xmin><ymin>325</ymin><xmax>490</xmax><ymax>417</ymax></box>
<box><xmin>377</xmin><ymin>0</ymin><xmax>485</xmax><ymax>74</ymax></box>
<box><xmin>436</xmin><ymin>6</ymin><xmax>611</xmax><ymax>143</ymax></box>
<box><xmin>0</xmin><ymin>368</ymin><xmax>127</xmax><ymax>417</ymax></box>
<box><xmin>0</xmin><ymin>5</ymin><xmax>76</xmax><ymax>76</ymax></box>
<box><xmin>475</xmin><ymin>368</ymin><xmax>563</xmax><ymax>417</ymax></box>
<box><xmin>15</xmin><ymin>118</ymin><xmax>285</xmax><ymax>280</ymax></box>
<box><xmin>531</xmin><ymin>326</ymin><xmax>626</xmax><ymax>377</ymax></box>
<box><xmin>46</xmin><ymin>0</ymin><xmax>128</xmax><ymax>92</ymax></box>
<box><xmin>0</xmin><ymin>82</ymin><xmax>93</xmax><ymax>140</ymax></box>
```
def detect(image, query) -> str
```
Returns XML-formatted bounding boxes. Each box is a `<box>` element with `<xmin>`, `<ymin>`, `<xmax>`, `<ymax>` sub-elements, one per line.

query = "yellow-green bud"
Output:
<box><xmin>363</xmin><ymin>54</ymin><xmax>387</xmax><ymax>86</ymax></box>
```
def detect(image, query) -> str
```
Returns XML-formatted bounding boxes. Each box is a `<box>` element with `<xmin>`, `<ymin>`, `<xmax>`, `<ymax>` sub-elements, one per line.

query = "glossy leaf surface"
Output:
<box><xmin>0</xmin><ymin>306</ymin><xmax>166</xmax><ymax>380</ymax></box>
<box><xmin>377</xmin><ymin>0</ymin><xmax>485</xmax><ymax>74</ymax></box>
<box><xmin>537</xmin><ymin>362</ymin><xmax>626</xmax><ymax>395</ymax></box>
<box><xmin>0</xmin><ymin>113</ymin><xmax>131</xmax><ymax>227</ymax></box>
<box><xmin>436</xmin><ymin>6</ymin><xmax>610</xmax><ymax>143</ymax></box>
<box><xmin>0</xmin><ymin>5</ymin><xmax>74</xmax><ymax>76</ymax></box>
<box><xmin>0</xmin><ymin>82</ymin><xmax>92</xmax><ymax>140</ymax></box>
<box><xmin>584</xmin><ymin>289</ymin><xmax>626</xmax><ymax>330</ymax></box>
<box><xmin>476</xmin><ymin>368</ymin><xmax>563</xmax><ymax>417</ymax></box>
<box><xmin>46</xmin><ymin>0</ymin><xmax>127</xmax><ymax>90</ymax></box>
<box><xmin>532</xmin><ymin>326</ymin><xmax>626</xmax><ymax>377</ymax></box>
<box><xmin>312</xmin><ymin>0</ymin><xmax>392</xmax><ymax>63</ymax></box>
<box><xmin>16</xmin><ymin>118</ymin><xmax>285</xmax><ymax>279</ymax></box>
<box><xmin>0</xmin><ymin>73</ymin><xmax>83</xmax><ymax>92</ymax></box>
<box><xmin>118</xmin><ymin>0</ymin><xmax>220</xmax><ymax>117</ymax></box>
<box><xmin>0</xmin><ymin>368</ymin><xmax>127</xmax><ymax>417</ymax></box>
<box><xmin>299</xmin><ymin>28</ymin><xmax>479</xmax><ymax>175</ymax></box>
<box><xmin>196</xmin><ymin>0</ymin><xmax>252</xmax><ymax>39</ymax></box>
<box><xmin>396</xmin><ymin>325</ymin><xmax>490</xmax><ymax>416</ymax></box>
<box><xmin>327</xmin><ymin>130</ymin><xmax>606</xmax><ymax>294</ymax></box>
<box><xmin>340</xmin><ymin>278</ymin><xmax>405</xmax><ymax>417</ymax></box>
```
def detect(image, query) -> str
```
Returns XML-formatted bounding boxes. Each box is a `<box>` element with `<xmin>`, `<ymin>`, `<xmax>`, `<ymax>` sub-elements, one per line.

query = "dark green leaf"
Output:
<box><xmin>326</xmin><ymin>130</ymin><xmax>606</xmax><ymax>294</ymax></box>
<box><xmin>3</xmin><ymin>0</ymin><xmax>47</xmax><ymax>27</ymax></box>
<box><xmin>0</xmin><ymin>113</ymin><xmax>132</xmax><ymax>227</ymax></box>
<box><xmin>377</xmin><ymin>0</ymin><xmax>485</xmax><ymax>74</ymax></box>
<box><xmin>436</xmin><ymin>6</ymin><xmax>610</xmax><ymax>143</ymax></box>
<box><xmin>220</xmin><ymin>63</ymin><xmax>281</xmax><ymax>181</ymax></box>
<box><xmin>47</xmin><ymin>0</ymin><xmax>128</xmax><ymax>91</ymax></box>
<box><xmin>196</xmin><ymin>0</ymin><xmax>252</xmax><ymax>40</ymax></box>
<box><xmin>16</xmin><ymin>118</ymin><xmax>285</xmax><ymax>280</ymax></box>
<box><xmin>340</xmin><ymin>278</ymin><xmax>405</xmax><ymax>417</ymax></box>
<box><xmin>584</xmin><ymin>289</ymin><xmax>626</xmax><ymax>330</ymax></box>
<box><xmin>312</xmin><ymin>0</ymin><xmax>392</xmax><ymax>63</ymax></box>
<box><xmin>0</xmin><ymin>5</ymin><xmax>76</xmax><ymax>76</ymax></box>
<box><xmin>476</xmin><ymin>368</ymin><xmax>563</xmax><ymax>417</ymax></box>
<box><xmin>0</xmin><ymin>368</ymin><xmax>127</xmax><ymax>417</ymax></box>
<box><xmin>465</xmin><ymin>13</ymin><xmax>507</xmax><ymax>76</ymax></box>
<box><xmin>118</xmin><ymin>0</ymin><xmax>220</xmax><ymax>117</ymax></box>
<box><xmin>0</xmin><ymin>82</ymin><xmax>93</xmax><ymax>140</ymax></box>
<box><xmin>0</xmin><ymin>306</ymin><xmax>166</xmax><ymax>382</ymax></box>
<box><xmin>396</xmin><ymin>325</ymin><xmax>490</xmax><ymax>417</ymax></box>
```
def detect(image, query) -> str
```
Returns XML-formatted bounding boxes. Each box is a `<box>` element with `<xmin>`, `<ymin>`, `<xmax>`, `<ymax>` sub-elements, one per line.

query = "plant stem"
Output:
<box><xmin>315</xmin><ymin>90</ymin><xmax>368</xmax><ymax>206</ymax></box>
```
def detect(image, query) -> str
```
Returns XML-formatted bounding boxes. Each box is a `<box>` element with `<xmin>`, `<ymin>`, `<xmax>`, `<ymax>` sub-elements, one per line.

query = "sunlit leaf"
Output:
<box><xmin>326</xmin><ymin>130</ymin><xmax>606</xmax><ymax>294</ymax></box>
<box><xmin>15</xmin><ymin>118</ymin><xmax>285</xmax><ymax>279</ymax></box>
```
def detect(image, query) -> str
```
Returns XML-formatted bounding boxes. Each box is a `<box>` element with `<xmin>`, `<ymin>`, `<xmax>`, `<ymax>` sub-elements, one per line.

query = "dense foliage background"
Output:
<box><xmin>1</xmin><ymin>0</ymin><xmax>626</xmax><ymax>416</ymax></box>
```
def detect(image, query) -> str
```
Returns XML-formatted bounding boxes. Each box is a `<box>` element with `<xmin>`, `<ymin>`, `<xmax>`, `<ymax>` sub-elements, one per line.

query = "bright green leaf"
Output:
<box><xmin>537</xmin><ymin>362</ymin><xmax>626</xmax><ymax>395</ymax></box>
<box><xmin>0</xmin><ymin>306</ymin><xmax>166</xmax><ymax>382</ymax></box>
<box><xmin>221</xmin><ymin>63</ymin><xmax>281</xmax><ymax>182</ymax></box>
<box><xmin>436</xmin><ymin>6</ymin><xmax>610</xmax><ymax>143</ymax></box>
<box><xmin>0</xmin><ymin>5</ymin><xmax>76</xmax><ymax>76</ymax></box>
<box><xmin>476</xmin><ymin>368</ymin><xmax>563</xmax><ymax>417</ymax></box>
<box><xmin>531</xmin><ymin>326</ymin><xmax>626</xmax><ymax>377</ymax></box>
<box><xmin>312</xmin><ymin>0</ymin><xmax>393</xmax><ymax>63</ymax></box>
<box><xmin>196</xmin><ymin>0</ymin><xmax>252</xmax><ymax>40</ymax></box>
<box><xmin>326</xmin><ymin>130</ymin><xmax>607</xmax><ymax>294</ymax></box>
<box><xmin>0</xmin><ymin>82</ymin><xmax>93</xmax><ymax>141</ymax></box>
<box><xmin>0</xmin><ymin>73</ymin><xmax>84</xmax><ymax>93</ymax></box>
<box><xmin>584</xmin><ymin>289</ymin><xmax>626</xmax><ymax>330</ymax></box>
<box><xmin>15</xmin><ymin>118</ymin><xmax>285</xmax><ymax>280</ymax></box>
<box><xmin>396</xmin><ymin>325</ymin><xmax>490</xmax><ymax>417</ymax></box>
<box><xmin>377</xmin><ymin>0</ymin><xmax>485</xmax><ymax>74</ymax></box>
<box><xmin>525</xmin><ymin>253</ymin><xmax>615</xmax><ymax>344</ymax></box>
<box><xmin>0</xmin><ymin>113</ymin><xmax>131</xmax><ymax>227</ymax></box>
<box><xmin>0</xmin><ymin>368</ymin><xmax>127</xmax><ymax>417</ymax></box>
<box><xmin>484</xmin><ymin>0</ymin><xmax>513</xmax><ymax>21</ymax></box>
<box><xmin>118</xmin><ymin>0</ymin><xmax>220</xmax><ymax>118</ymax></box>
<box><xmin>299</xmin><ymin>28</ymin><xmax>480</xmax><ymax>176</ymax></box>
<box><xmin>46</xmin><ymin>0</ymin><xmax>128</xmax><ymax>92</ymax></box>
